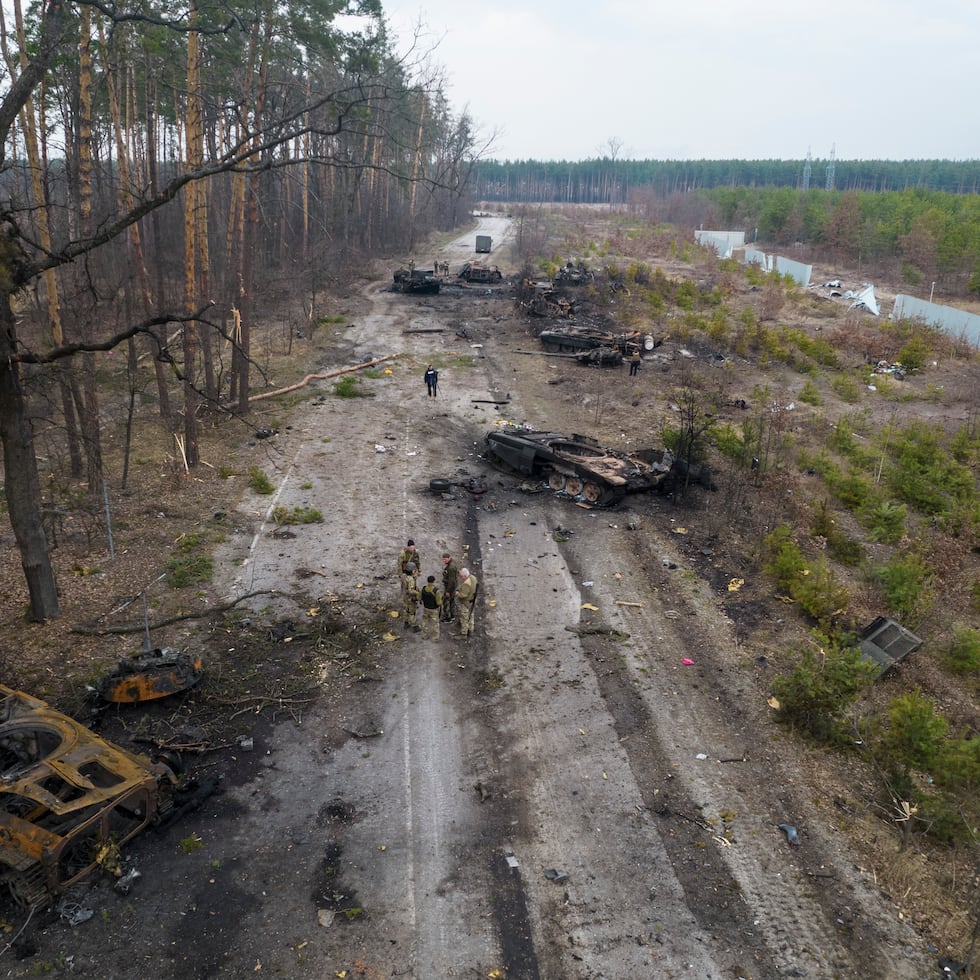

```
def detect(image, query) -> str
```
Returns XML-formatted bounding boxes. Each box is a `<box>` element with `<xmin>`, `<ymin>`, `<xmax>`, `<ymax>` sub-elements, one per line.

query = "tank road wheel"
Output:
<box><xmin>582</xmin><ymin>483</ymin><xmax>602</xmax><ymax>503</ymax></box>
<box><xmin>565</xmin><ymin>477</ymin><xmax>583</xmax><ymax>497</ymax></box>
<box><xmin>548</xmin><ymin>473</ymin><xmax>566</xmax><ymax>492</ymax></box>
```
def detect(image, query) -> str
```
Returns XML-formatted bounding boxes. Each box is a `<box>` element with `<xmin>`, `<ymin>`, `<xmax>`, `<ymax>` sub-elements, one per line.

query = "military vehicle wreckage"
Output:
<box><xmin>458</xmin><ymin>261</ymin><xmax>503</xmax><ymax>283</ymax></box>
<box><xmin>96</xmin><ymin>647</ymin><xmax>204</xmax><ymax>704</ymax></box>
<box><xmin>0</xmin><ymin>685</ymin><xmax>184</xmax><ymax>908</ymax></box>
<box><xmin>537</xmin><ymin>327</ymin><xmax>658</xmax><ymax>355</ymax></box>
<box><xmin>392</xmin><ymin>267</ymin><xmax>440</xmax><ymax>294</ymax></box>
<box><xmin>482</xmin><ymin>428</ymin><xmax>676</xmax><ymax>506</ymax></box>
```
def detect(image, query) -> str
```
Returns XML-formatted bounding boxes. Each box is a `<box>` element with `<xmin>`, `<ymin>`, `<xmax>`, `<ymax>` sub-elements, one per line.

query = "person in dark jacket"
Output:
<box><xmin>419</xmin><ymin>575</ymin><xmax>443</xmax><ymax>639</ymax></box>
<box><xmin>424</xmin><ymin>365</ymin><xmax>439</xmax><ymax>397</ymax></box>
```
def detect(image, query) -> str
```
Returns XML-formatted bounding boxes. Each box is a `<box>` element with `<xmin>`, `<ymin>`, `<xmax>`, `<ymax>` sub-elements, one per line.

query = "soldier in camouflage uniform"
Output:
<box><xmin>401</xmin><ymin>562</ymin><xmax>420</xmax><ymax>631</ymax></box>
<box><xmin>441</xmin><ymin>552</ymin><xmax>459</xmax><ymax>622</ymax></box>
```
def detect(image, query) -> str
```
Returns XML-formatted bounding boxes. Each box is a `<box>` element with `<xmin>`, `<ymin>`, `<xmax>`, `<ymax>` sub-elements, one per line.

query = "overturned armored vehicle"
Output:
<box><xmin>483</xmin><ymin>429</ymin><xmax>674</xmax><ymax>506</ymax></box>
<box><xmin>0</xmin><ymin>685</ymin><xmax>178</xmax><ymax>908</ymax></box>
<box><xmin>538</xmin><ymin>327</ymin><xmax>657</xmax><ymax>355</ymax></box>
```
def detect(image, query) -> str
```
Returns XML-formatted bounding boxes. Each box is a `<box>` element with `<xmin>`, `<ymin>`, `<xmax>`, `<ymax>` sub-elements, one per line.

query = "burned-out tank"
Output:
<box><xmin>482</xmin><ymin>428</ymin><xmax>673</xmax><ymax>506</ymax></box>
<box><xmin>392</xmin><ymin>267</ymin><xmax>440</xmax><ymax>294</ymax></box>
<box><xmin>0</xmin><ymin>685</ymin><xmax>178</xmax><ymax>908</ymax></box>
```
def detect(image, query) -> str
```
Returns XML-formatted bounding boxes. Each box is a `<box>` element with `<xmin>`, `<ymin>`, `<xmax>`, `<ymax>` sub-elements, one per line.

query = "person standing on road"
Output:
<box><xmin>398</xmin><ymin>539</ymin><xmax>420</xmax><ymax>576</ymax></box>
<box><xmin>419</xmin><ymin>575</ymin><xmax>443</xmax><ymax>639</ymax></box>
<box><xmin>401</xmin><ymin>562</ymin><xmax>421</xmax><ymax>631</ymax></box>
<box><xmin>424</xmin><ymin>365</ymin><xmax>439</xmax><ymax>398</ymax></box>
<box><xmin>441</xmin><ymin>552</ymin><xmax>459</xmax><ymax>622</ymax></box>
<box><xmin>629</xmin><ymin>349</ymin><xmax>641</xmax><ymax>376</ymax></box>
<box><xmin>456</xmin><ymin>567</ymin><xmax>479</xmax><ymax>639</ymax></box>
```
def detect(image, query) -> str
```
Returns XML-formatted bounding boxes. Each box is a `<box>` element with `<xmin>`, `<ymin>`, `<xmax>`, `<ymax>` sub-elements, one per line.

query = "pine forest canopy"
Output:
<box><xmin>473</xmin><ymin>158</ymin><xmax>980</xmax><ymax>203</ymax></box>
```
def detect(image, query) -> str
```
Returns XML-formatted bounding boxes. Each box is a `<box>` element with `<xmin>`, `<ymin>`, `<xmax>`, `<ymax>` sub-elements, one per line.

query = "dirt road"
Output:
<box><xmin>7</xmin><ymin>216</ymin><xmax>935</xmax><ymax>979</ymax></box>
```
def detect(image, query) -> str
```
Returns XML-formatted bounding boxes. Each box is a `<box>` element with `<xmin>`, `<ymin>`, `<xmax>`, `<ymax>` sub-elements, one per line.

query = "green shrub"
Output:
<box><xmin>764</xmin><ymin>524</ymin><xmax>850</xmax><ymax>625</ymax></box>
<box><xmin>809</xmin><ymin>500</ymin><xmax>863</xmax><ymax>565</ymax></box>
<box><xmin>771</xmin><ymin>637</ymin><xmax>876</xmax><ymax>744</ymax></box>
<box><xmin>897</xmin><ymin>334</ymin><xmax>930</xmax><ymax>372</ymax></box>
<box><xmin>248</xmin><ymin>467</ymin><xmax>275</xmax><ymax>494</ymax></box>
<box><xmin>764</xmin><ymin>524</ymin><xmax>804</xmax><ymax>593</ymax></box>
<box><xmin>881</xmin><ymin>689</ymin><xmax>948</xmax><ymax>772</ymax></box>
<box><xmin>826</xmin><ymin>469</ymin><xmax>875</xmax><ymax>511</ymax></box>
<box><xmin>884</xmin><ymin>421</ymin><xmax>976</xmax><ymax>516</ymax></box>
<box><xmin>166</xmin><ymin>553</ymin><xmax>213</xmax><ymax>588</ymax></box>
<box><xmin>272</xmin><ymin>505</ymin><xmax>324</xmax><ymax>526</ymax></box>
<box><xmin>799</xmin><ymin>380</ymin><xmax>821</xmax><ymax>405</ymax></box>
<box><xmin>710</xmin><ymin>423</ymin><xmax>751</xmax><ymax>465</ymax></box>
<box><xmin>332</xmin><ymin>375</ymin><xmax>374</xmax><ymax>398</ymax></box>
<box><xmin>936</xmin><ymin>736</ymin><xmax>980</xmax><ymax>791</ymax></box>
<box><xmin>872</xmin><ymin>552</ymin><xmax>933</xmax><ymax>623</ymax></box>
<box><xmin>832</xmin><ymin>374</ymin><xmax>861</xmax><ymax>403</ymax></box>
<box><xmin>944</xmin><ymin>627</ymin><xmax>980</xmax><ymax>675</ymax></box>
<box><xmin>860</xmin><ymin>499</ymin><xmax>907</xmax><ymax>544</ymax></box>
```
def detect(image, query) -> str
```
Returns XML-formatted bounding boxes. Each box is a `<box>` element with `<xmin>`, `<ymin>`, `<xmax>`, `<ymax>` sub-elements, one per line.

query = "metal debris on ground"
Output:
<box><xmin>777</xmin><ymin>823</ymin><xmax>801</xmax><ymax>846</ymax></box>
<box><xmin>544</xmin><ymin>868</ymin><xmax>569</xmax><ymax>882</ymax></box>
<box><xmin>96</xmin><ymin>647</ymin><xmax>204</xmax><ymax>703</ymax></box>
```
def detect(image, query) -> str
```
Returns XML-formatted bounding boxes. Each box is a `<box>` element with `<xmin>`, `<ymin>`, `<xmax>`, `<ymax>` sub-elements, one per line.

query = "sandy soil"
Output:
<box><xmin>0</xmin><ymin>215</ymin><xmax>941</xmax><ymax>979</ymax></box>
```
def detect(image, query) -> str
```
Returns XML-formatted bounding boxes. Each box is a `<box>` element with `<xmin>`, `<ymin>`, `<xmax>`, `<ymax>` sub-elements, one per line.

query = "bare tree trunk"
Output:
<box><xmin>236</xmin><ymin>8</ymin><xmax>272</xmax><ymax>415</ymax></box>
<box><xmin>182</xmin><ymin>3</ymin><xmax>202</xmax><ymax>468</ymax></box>
<box><xmin>0</xmin><ymin>297</ymin><xmax>59</xmax><ymax>620</ymax></box>
<box><xmin>144</xmin><ymin>72</ymin><xmax>173</xmax><ymax>421</ymax></box>
<box><xmin>76</xmin><ymin>5</ymin><xmax>103</xmax><ymax>490</ymax></box>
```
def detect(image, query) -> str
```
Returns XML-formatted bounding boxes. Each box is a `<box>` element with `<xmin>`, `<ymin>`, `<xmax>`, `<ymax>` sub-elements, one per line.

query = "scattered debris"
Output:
<box><xmin>859</xmin><ymin>616</ymin><xmax>923</xmax><ymax>676</ymax></box>
<box><xmin>777</xmin><ymin>823</ymin><xmax>801</xmax><ymax>846</ymax></box>
<box><xmin>114</xmin><ymin>867</ymin><xmax>142</xmax><ymax>894</ymax></box>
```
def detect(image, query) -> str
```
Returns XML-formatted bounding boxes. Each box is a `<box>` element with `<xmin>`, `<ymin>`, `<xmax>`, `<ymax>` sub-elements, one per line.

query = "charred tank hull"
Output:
<box><xmin>483</xmin><ymin>429</ymin><xmax>672</xmax><ymax>506</ymax></box>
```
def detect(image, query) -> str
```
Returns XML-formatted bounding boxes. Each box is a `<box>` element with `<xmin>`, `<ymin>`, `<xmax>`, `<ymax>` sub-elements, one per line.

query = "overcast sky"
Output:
<box><xmin>380</xmin><ymin>0</ymin><xmax>977</xmax><ymax>163</ymax></box>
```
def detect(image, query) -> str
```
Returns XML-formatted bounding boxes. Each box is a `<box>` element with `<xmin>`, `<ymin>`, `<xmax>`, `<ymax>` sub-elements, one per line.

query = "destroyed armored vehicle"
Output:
<box><xmin>392</xmin><ymin>267</ymin><xmax>440</xmax><ymax>294</ymax></box>
<box><xmin>483</xmin><ymin>428</ymin><xmax>673</xmax><ymax>506</ymax></box>
<box><xmin>575</xmin><ymin>346</ymin><xmax>624</xmax><ymax>367</ymax></box>
<box><xmin>458</xmin><ymin>261</ymin><xmax>503</xmax><ymax>283</ymax></box>
<box><xmin>538</xmin><ymin>327</ymin><xmax>656</xmax><ymax>355</ymax></box>
<box><xmin>0</xmin><ymin>684</ymin><xmax>178</xmax><ymax>908</ymax></box>
<box><xmin>96</xmin><ymin>647</ymin><xmax>204</xmax><ymax>703</ymax></box>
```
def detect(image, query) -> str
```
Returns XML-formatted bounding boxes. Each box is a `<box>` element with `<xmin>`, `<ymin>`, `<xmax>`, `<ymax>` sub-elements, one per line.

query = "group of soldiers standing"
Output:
<box><xmin>397</xmin><ymin>539</ymin><xmax>478</xmax><ymax>641</ymax></box>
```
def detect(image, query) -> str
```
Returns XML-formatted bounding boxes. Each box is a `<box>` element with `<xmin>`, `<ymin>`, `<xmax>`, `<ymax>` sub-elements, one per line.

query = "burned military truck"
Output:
<box><xmin>0</xmin><ymin>685</ymin><xmax>178</xmax><ymax>908</ymax></box>
<box><xmin>483</xmin><ymin>429</ymin><xmax>673</xmax><ymax>506</ymax></box>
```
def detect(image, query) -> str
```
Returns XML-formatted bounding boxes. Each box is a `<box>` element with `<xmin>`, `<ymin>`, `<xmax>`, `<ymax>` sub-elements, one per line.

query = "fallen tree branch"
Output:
<box><xmin>565</xmin><ymin>624</ymin><xmax>630</xmax><ymax>640</ymax></box>
<box><xmin>71</xmin><ymin>590</ymin><xmax>279</xmax><ymax>635</ymax></box>
<box><xmin>240</xmin><ymin>355</ymin><xmax>398</xmax><ymax>405</ymax></box>
<box><xmin>614</xmin><ymin>600</ymin><xmax>644</xmax><ymax>608</ymax></box>
<box><xmin>228</xmin><ymin>695</ymin><xmax>314</xmax><ymax>720</ymax></box>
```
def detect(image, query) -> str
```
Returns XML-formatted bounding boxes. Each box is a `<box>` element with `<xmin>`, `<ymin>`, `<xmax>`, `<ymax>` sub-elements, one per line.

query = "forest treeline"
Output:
<box><xmin>633</xmin><ymin>184</ymin><xmax>980</xmax><ymax>295</ymax></box>
<box><xmin>474</xmin><ymin>158</ymin><xmax>980</xmax><ymax>203</ymax></box>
